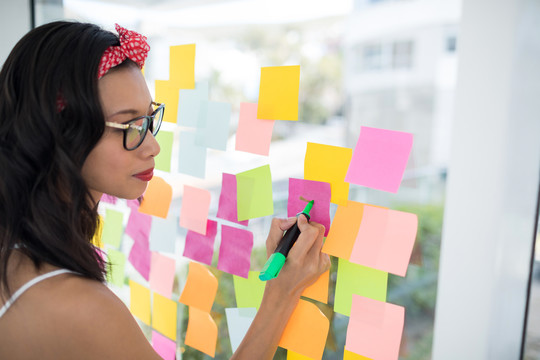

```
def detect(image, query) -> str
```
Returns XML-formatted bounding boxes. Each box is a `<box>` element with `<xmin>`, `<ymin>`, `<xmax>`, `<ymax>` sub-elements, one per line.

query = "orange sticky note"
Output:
<box><xmin>152</xmin><ymin>292</ymin><xmax>178</xmax><ymax>341</ymax></box>
<box><xmin>185</xmin><ymin>306</ymin><xmax>217</xmax><ymax>357</ymax></box>
<box><xmin>129</xmin><ymin>280</ymin><xmax>151</xmax><ymax>326</ymax></box>
<box><xmin>179</xmin><ymin>262</ymin><xmax>218</xmax><ymax>313</ymax></box>
<box><xmin>349</xmin><ymin>206</ymin><xmax>418</xmax><ymax>277</ymax></box>
<box><xmin>155</xmin><ymin>80</ymin><xmax>180</xmax><ymax>124</ymax></box>
<box><xmin>304</xmin><ymin>142</ymin><xmax>352</xmax><ymax>205</ymax></box>
<box><xmin>138</xmin><ymin>176</ymin><xmax>172</xmax><ymax>219</ymax></box>
<box><xmin>322</xmin><ymin>201</ymin><xmax>364</xmax><ymax>259</ymax></box>
<box><xmin>301</xmin><ymin>270</ymin><xmax>329</xmax><ymax>304</ymax></box>
<box><xmin>279</xmin><ymin>299</ymin><xmax>329</xmax><ymax>360</ymax></box>
<box><xmin>179</xmin><ymin>185</ymin><xmax>211</xmax><ymax>235</ymax></box>
<box><xmin>170</xmin><ymin>44</ymin><xmax>195</xmax><ymax>89</ymax></box>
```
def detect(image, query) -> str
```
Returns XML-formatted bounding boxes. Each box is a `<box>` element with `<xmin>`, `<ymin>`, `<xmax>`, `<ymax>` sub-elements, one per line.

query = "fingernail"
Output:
<box><xmin>287</xmin><ymin>216</ymin><xmax>296</xmax><ymax>223</ymax></box>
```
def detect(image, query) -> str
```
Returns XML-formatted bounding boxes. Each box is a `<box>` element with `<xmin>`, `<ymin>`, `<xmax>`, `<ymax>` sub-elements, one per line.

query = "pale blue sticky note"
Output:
<box><xmin>178</xmin><ymin>130</ymin><xmax>207</xmax><ymax>178</ymax></box>
<box><xmin>178</xmin><ymin>80</ymin><xmax>209</xmax><ymax>127</ymax></box>
<box><xmin>149</xmin><ymin>213</ymin><xmax>178</xmax><ymax>254</ymax></box>
<box><xmin>195</xmin><ymin>100</ymin><xmax>232</xmax><ymax>151</ymax></box>
<box><xmin>225</xmin><ymin>308</ymin><xmax>257</xmax><ymax>353</ymax></box>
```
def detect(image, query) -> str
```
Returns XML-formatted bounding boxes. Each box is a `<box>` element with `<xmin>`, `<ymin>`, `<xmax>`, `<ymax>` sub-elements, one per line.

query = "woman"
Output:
<box><xmin>0</xmin><ymin>21</ymin><xmax>330</xmax><ymax>359</ymax></box>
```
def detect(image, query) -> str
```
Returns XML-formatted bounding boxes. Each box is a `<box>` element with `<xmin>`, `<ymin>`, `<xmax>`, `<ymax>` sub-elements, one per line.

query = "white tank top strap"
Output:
<box><xmin>0</xmin><ymin>269</ymin><xmax>77</xmax><ymax>319</ymax></box>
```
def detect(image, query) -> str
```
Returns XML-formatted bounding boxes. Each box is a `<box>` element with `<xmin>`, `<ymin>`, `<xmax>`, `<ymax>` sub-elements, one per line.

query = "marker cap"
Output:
<box><xmin>258</xmin><ymin>252</ymin><xmax>286</xmax><ymax>281</ymax></box>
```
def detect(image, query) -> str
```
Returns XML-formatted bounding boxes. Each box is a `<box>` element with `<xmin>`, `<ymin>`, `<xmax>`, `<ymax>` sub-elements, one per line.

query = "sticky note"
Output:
<box><xmin>138</xmin><ymin>176</ymin><xmax>173</xmax><ymax>219</ymax></box>
<box><xmin>149</xmin><ymin>213</ymin><xmax>177</xmax><ymax>254</ymax></box>
<box><xmin>178</xmin><ymin>130</ymin><xmax>207</xmax><ymax>178</ymax></box>
<box><xmin>106</xmin><ymin>249</ymin><xmax>126</xmax><ymax>287</ymax></box>
<box><xmin>344</xmin><ymin>349</ymin><xmax>372</xmax><ymax>360</ymax></box>
<box><xmin>288</xmin><ymin>178</ymin><xmax>331</xmax><ymax>236</ymax></box>
<box><xmin>257</xmin><ymin>65</ymin><xmax>300</xmax><ymax>121</ymax></box>
<box><xmin>179</xmin><ymin>261</ymin><xmax>218</xmax><ymax>313</ymax></box>
<box><xmin>225</xmin><ymin>308</ymin><xmax>257</xmax><ymax>353</ymax></box>
<box><xmin>217</xmin><ymin>173</ymin><xmax>249</xmax><ymax>226</ymax></box>
<box><xmin>304</xmin><ymin>142</ymin><xmax>353</xmax><ymax>205</ymax></box>
<box><xmin>195</xmin><ymin>100</ymin><xmax>231</xmax><ymax>151</ymax></box>
<box><xmin>125</xmin><ymin>208</ymin><xmax>152</xmax><ymax>245</ymax></box>
<box><xmin>349</xmin><ymin>206</ymin><xmax>418</xmax><ymax>276</ymax></box>
<box><xmin>179</xmin><ymin>185</ymin><xmax>211</xmax><ymax>235</ymax></box>
<box><xmin>183</xmin><ymin>219</ymin><xmax>218</xmax><ymax>265</ymax></box>
<box><xmin>345</xmin><ymin>126</ymin><xmax>413</xmax><ymax>193</ymax></box>
<box><xmin>322</xmin><ymin>201</ymin><xmax>365</xmax><ymax>259</ymax></box>
<box><xmin>101</xmin><ymin>209</ymin><xmax>124</xmax><ymax>248</ymax></box>
<box><xmin>152</xmin><ymin>292</ymin><xmax>178</xmax><ymax>341</ymax></box>
<box><xmin>149</xmin><ymin>252</ymin><xmax>176</xmax><ymax>298</ymax></box>
<box><xmin>185</xmin><ymin>306</ymin><xmax>217</xmax><ymax>357</ymax></box>
<box><xmin>236</xmin><ymin>165</ymin><xmax>274</xmax><ymax>221</ymax></box>
<box><xmin>92</xmin><ymin>215</ymin><xmax>104</xmax><ymax>248</ymax></box>
<box><xmin>301</xmin><ymin>270</ymin><xmax>329</xmax><ymax>304</ymax></box>
<box><xmin>128</xmin><ymin>234</ymin><xmax>151</xmax><ymax>281</ymax></box>
<box><xmin>178</xmin><ymin>80</ymin><xmax>209</xmax><ymax>127</ymax></box>
<box><xmin>233</xmin><ymin>271</ymin><xmax>265</xmax><ymax>309</ymax></box>
<box><xmin>278</xmin><ymin>299</ymin><xmax>329</xmax><ymax>360</ymax></box>
<box><xmin>169</xmin><ymin>44</ymin><xmax>195</xmax><ymax>89</ymax></box>
<box><xmin>155</xmin><ymin>80</ymin><xmax>180</xmax><ymax>124</ymax></box>
<box><xmin>334</xmin><ymin>259</ymin><xmax>387</xmax><ymax>317</ymax></box>
<box><xmin>129</xmin><ymin>280</ymin><xmax>151</xmax><ymax>326</ymax></box>
<box><xmin>345</xmin><ymin>295</ymin><xmax>404</xmax><ymax>360</ymax></box>
<box><xmin>288</xmin><ymin>350</ymin><xmax>314</xmax><ymax>360</ymax></box>
<box><xmin>155</xmin><ymin>130</ymin><xmax>174</xmax><ymax>172</ymax></box>
<box><xmin>235</xmin><ymin>102</ymin><xmax>275</xmax><ymax>156</ymax></box>
<box><xmin>217</xmin><ymin>225</ymin><xmax>254</xmax><ymax>278</ymax></box>
<box><xmin>100</xmin><ymin>194</ymin><xmax>117</xmax><ymax>204</ymax></box>
<box><xmin>152</xmin><ymin>330</ymin><xmax>176</xmax><ymax>360</ymax></box>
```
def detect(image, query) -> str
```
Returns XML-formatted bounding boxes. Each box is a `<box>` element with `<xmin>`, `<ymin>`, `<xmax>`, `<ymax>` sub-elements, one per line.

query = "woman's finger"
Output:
<box><xmin>265</xmin><ymin>217</ymin><xmax>297</xmax><ymax>257</ymax></box>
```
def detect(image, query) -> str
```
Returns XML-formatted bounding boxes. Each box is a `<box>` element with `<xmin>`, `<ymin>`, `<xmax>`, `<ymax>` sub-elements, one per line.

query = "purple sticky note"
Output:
<box><xmin>288</xmin><ymin>178</ymin><xmax>331</xmax><ymax>236</ymax></box>
<box><xmin>128</xmin><ymin>238</ymin><xmax>151</xmax><ymax>281</ymax></box>
<box><xmin>217</xmin><ymin>225</ymin><xmax>253</xmax><ymax>278</ymax></box>
<box><xmin>100</xmin><ymin>194</ymin><xmax>117</xmax><ymax>204</ymax></box>
<box><xmin>126</xmin><ymin>210</ymin><xmax>152</xmax><ymax>281</ymax></box>
<box><xmin>183</xmin><ymin>220</ymin><xmax>218</xmax><ymax>265</ymax></box>
<box><xmin>152</xmin><ymin>330</ymin><xmax>176</xmax><ymax>360</ymax></box>
<box><xmin>345</xmin><ymin>126</ymin><xmax>413</xmax><ymax>193</ymax></box>
<box><xmin>217</xmin><ymin>173</ymin><xmax>249</xmax><ymax>226</ymax></box>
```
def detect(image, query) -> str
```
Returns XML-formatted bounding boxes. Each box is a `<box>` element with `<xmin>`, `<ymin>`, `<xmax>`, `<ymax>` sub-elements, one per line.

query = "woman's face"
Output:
<box><xmin>82</xmin><ymin>64</ymin><xmax>160</xmax><ymax>203</ymax></box>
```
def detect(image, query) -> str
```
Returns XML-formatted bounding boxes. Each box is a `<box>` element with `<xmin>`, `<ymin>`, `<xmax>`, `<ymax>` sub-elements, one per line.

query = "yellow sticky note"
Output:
<box><xmin>129</xmin><ymin>280</ymin><xmax>151</xmax><ymax>326</ymax></box>
<box><xmin>344</xmin><ymin>349</ymin><xmax>373</xmax><ymax>360</ymax></box>
<box><xmin>287</xmin><ymin>350</ymin><xmax>314</xmax><ymax>359</ymax></box>
<box><xmin>155</xmin><ymin>80</ymin><xmax>179</xmax><ymax>124</ymax></box>
<box><xmin>92</xmin><ymin>215</ymin><xmax>104</xmax><ymax>248</ymax></box>
<box><xmin>304</xmin><ymin>142</ymin><xmax>353</xmax><ymax>205</ymax></box>
<box><xmin>233</xmin><ymin>271</ymin><xmax>265</xmax><ymax>309</ymax></box>
<box><xmin>322</xmin><ymin>201</ymin><xmax>365</xmax><ymax>259</ymax></box>
<box><xmin>279</xmin><ymin>299</ymin><xmax>329</xmax><ymax>360</ymax></box>
<box><xmin>152</xmin><ymin>292</ymin><xmax>178</xmax><ymax>341</ymax></box>
<box><xmin>179</xmin><ymin>262</ymin><xmax>218</xmax><ymax>313</ymax></box>
<box><xmin>257</xmin><ymin>65</ymin><xmax>300</xmax><ymax>121</ymax></box>
<box><xmin>170</xmin><ymin>44</ymin><xmax>195</xmax><ymax>89</ymax></box>
<box><xmin>185</xmin><ymin>306</ymin><xmax>217</xmax><ymax>357</ymax></box>
<box><xmin>138</xmin><ymin>176</ymin><xmax>173</xmax><ymax>219</ymax></box>
<box><xmin>301</xmin><ymin>270</ymin><xmax>329</xmax><ymax>304</ymax></box>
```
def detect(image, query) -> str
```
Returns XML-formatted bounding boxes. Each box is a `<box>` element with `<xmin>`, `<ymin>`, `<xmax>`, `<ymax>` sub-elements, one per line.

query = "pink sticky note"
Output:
<box><xmin>288</xmin><ymin>178</ymin><xmax>331</xmax><ymax>236</ymax></box>
<box><xmin>235</xmin><ymin>102</ymin><xmax>275</xmax><ymax>156</ymax></box>
<box><xmin>125</xmin><ymin>209</ymin><xmax>152</xmax><ymax>245</ymax></box>
<box><xmin>100</xmin><ymin>194</ymin><xmax>117</xmax><ymax>204</ymax></box>
<box><xmin>180</xmin><ymin>185</ymin><xmax>211</xmax><ymax>235</ymax></box>
<box><xmin>349</xmin><ymin>205</ymin><xmax>418</xmax><ymax>277</ymax></box>
<box><xmin>152</xmin><ymin>330</ymin><xmax>176</xmax><ymax>360</ymax></box>
<box><xmin>183</xmin><ymin>219</ymin><xmax>218</xmax><ymax>265</ymax></box>
<box><xmin>345</xmin><ymin>126</ymin><xmax>413</xmax><ymax>193</ymax></box>
<box><xmin>149</xmin><ymin>252</ymin><xmax>176</xmax><ymax>298</ymax></box>
<box><xmin>345</xmin><ymin>295</ymin><xmax>404</xmax><ymax>360</ymax></box>
<box><xmin>216</xmin><ymin>173</ymin><xmax>249</xmax><ymax>226</ymax></box>
<box><xmin>217</xmin><ymin>225</ymin><xmax>253</xmax><ymax>278</ymax></box>
<box><xmin>128</xmin><ymin>236</ymin><xmax>151</xmax><ymax>281</ymax></box>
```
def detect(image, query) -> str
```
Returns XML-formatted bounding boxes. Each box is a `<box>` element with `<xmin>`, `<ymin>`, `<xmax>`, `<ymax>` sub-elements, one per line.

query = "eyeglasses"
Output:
<box><xmin>105</xmin><ymin>102</ymin><xmax>165</xmax><ymax>151</ymax></box>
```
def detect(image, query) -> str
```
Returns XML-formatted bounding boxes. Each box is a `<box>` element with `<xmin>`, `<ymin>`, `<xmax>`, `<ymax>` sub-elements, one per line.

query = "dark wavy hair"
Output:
<box><xmin>0</xmin><ymin>21</ymin><xmax>123</xmax><ymax>296</ymax></box>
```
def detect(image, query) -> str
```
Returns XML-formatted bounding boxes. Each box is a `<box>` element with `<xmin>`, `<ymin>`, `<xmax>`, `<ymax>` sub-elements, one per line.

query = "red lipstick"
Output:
<box><xmin>134</xmin><ymin>168</ymin><xmax>154</xmax><ymax>181</ymax></box>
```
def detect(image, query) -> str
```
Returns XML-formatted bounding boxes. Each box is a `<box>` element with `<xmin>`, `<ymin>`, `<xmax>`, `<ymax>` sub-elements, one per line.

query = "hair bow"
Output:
<box><xmin>97</xmin><ymin>24</ymin><xmax>150</xmax><ymax>79</ymax></box>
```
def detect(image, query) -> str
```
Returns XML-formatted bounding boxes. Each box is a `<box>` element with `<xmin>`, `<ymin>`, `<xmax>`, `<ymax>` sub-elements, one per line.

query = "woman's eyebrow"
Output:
<box><xmin>109</xmin><ymin>101</ymin><xmax>153</xmax><ymax>118</ymax></box>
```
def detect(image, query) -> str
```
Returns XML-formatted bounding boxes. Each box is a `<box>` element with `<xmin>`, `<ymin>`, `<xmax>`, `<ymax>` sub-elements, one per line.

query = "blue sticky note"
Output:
<box><xmin>225</xmin><ymin>308</ymin><xmax>257</xmax><ymax>353</ymax></box>
<box><xmin>178</xmin><ymin>130</ymin><xmax>207</xmax><ymax>178</ymax></box>
<box><xmin>196</xmin><ymin>100</ymin><xmax>232</xmax><ymax>151</ymax></box>
<box><xmin>149</xmin><ymin>213</ymin><xmax>178</xmax><ymax>254</ymax></box>
<box><xmin>178</xmin><ymin>80</ymin><xmax>209</xmax><ymax>127</ymax></box>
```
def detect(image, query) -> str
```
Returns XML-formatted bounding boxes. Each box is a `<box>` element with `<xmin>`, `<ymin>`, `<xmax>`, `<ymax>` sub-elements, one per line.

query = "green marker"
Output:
<box><xmin>259</xmin><ymin>200</ymin><xmax>314</xmax><ymax>281</ymax></box>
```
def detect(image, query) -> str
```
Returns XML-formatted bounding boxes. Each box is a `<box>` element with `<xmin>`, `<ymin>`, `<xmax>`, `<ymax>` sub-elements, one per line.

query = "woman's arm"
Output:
<box><xmin>231</xmin><ymin>215</ymin><xmax>331</xmax><ymax>360</ymax></box>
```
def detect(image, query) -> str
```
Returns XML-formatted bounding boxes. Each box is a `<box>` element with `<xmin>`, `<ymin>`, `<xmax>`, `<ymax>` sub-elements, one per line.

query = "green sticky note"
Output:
<box><xmin>334</xmin><ymin>258</ymin><xmax>388</xmax><ymax>317</ymax></box>
<box><xmin>155</xmin><ymin>130</ymin><xmax>174</xmax><ymax>172</ymax></box>
<box><xmin>233</xmin><ymin>271</ymin><xmax>265</xmax><ymax>309</ymax></box>
<box><xmin>236</xmin><ymin>165</ymin><xmax>273</xmax><ymax>221</ymax></box>
<box><xmin>106</xmin><ymin>249</ymin><xmax>126</xmax><ymax>287</ymax></box>
<box><xmin>102</xmin><ymin>209</ymin><xmax>124</xmax><ymax>248</ymax></box>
